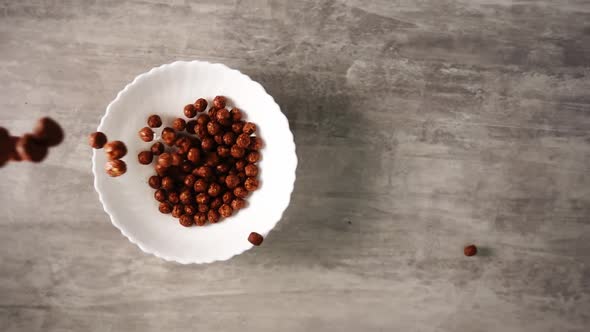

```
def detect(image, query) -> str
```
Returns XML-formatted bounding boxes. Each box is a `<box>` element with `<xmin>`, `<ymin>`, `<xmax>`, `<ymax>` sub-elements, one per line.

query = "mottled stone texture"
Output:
<box><xmin>1</xmin><ymin>1</ymin><xmax>589</xmax><ymax>331</ymax></box>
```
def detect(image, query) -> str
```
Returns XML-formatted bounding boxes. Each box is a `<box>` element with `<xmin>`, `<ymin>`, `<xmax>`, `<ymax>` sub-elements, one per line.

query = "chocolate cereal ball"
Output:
<box><xmin>249</xmin><ymin>137</ymin><xmax>264</xmax><ymax>150</ymax></box>
<box><xmin>213</xmin><ymin>95</ymin><xmax>227</xmax><ymax>109</ymax></box>
<box><xmin>207</xmin><ymin>209</ymin><xmax>220</xmax><ymax>223</ymax></box>
<box><xmin>154</xmin><ymin>189</ymin><xmax>167</xmax><ymax>202</ymax></box>
<box><xmin>193</xmin><ymin>179</ymin><xmax>208</xmax><ymax>193</ymax></box>
<box><xmin>179</xmin><ymin>214</ymin><xmax>193</xmax><ymax>227</ymax></box>
<box><xmin>234</xmin><ymin>186</ymin><xmax>249</xmax><ymax>199</ymax></box>
<box><xmin>225</xmin><ymin>174</ymin><xmax>240</xmax><ymax>189</ymax></box>
<box><xmin>216</xmin><ymin>146</ymin><xmax>230</xmax><ymax>158</ymax></box>
<box><xmin>194</xmin><ymin>213</ymin><xmax>207</xmax><ymax>226</ymax></box>
<box><xmin>139</xmin><ymin>127</ymin><xmax>154</xmax><ymax>142</ymax></box>
<box><xmin>230</xmin><ymin>108</ymin><xmax>242</xmax><ymax>121</ymax></box>
<box><xmin>88</xmin><ymin>132</ymin><xmax>107</xmax><ymax>149</ymax></box>
<box><xmin>172</xmin><ymin>204</ymin><xmax>184</xmax><ymax>218</ymax></box>
<box><xmin>161</xmin><ymin>127</ymin><xmax>176</xmax><ymax>145</ymax></box>
<box><xmin>187</xmin><ymin>147</ymin><xmax>201</xmax><ymax>163</ymax></box>
<box><xmin>151</xmin><ymin>142</ymin><xmax>165</xmax><ymax>155</ymax></box>
<box><xmin>244</xmin><ymin>164</ymin><xmax>258</xmax><ymax>177</ymax></box>
<box><xmin>236</xmin><ymin>133</ymin><xmax>251</xmax><ymax>148</ymax></box>
<box><xmin>219</xmin><ymin>204</ymin><xmax>233</xmax><ymax>218</ymax></box>
<box><xmin>207</xmin><ymin>122</ymin><xmax>222</xmax><ymax>136</ymax></box>
<box><xmin>210</xmin><ymin>197</ymin><xmax>223</xmax><ymax>210</ymax></box>
<box><xmin>230</xmin><ymin>145</ymin><xmax>245</xmax><ymax>158</ymax></box>
<box><xmin>246</xmin><ymin>151</ymin><xmax>260</xmax><ymax>163</ymax></box>
<box><xmin>196</xmin><ymin>193</ymin><xmax>209</xmax><ymax>205</ymax></box>
<box><xmin>159</xmin><ymin>202</ymin><xmax>172</xmax><ymax>214</ymax></box>
<box><xmin>147</xmin><ymin>115</ymin><xmax>162</xmax><ymax>128</ymax></box>
<box><xmin>244</xmin><ymin>177</ymin><xmax>259</xmax><ymax>191</ymax></box>
<box><xmin>138</xmin><ymin>151</ymin><xmax>153</xmax><ymax>165</ymax></box>
<box><xmin>232</xmin><ymin>121</ymin><xmax>244</xmax><ymax>134</ymax></box>
<box><xmin>172</xmin><ymin>118</ymin><xmax>186</xmax><ymax>131</ymax></box>
<box><xmin>222</xmin><ymin>191</ymin><xmax>234</xmax><ymax>204</ymax></box>
<box><xmin>184</xmin><ymin>104</ymin><xmax>197</xmax><ymax>118</ymax></box>
<box><xmin>148</xmin><ymin>175</ymin><xmax>161</xmax><ymax>189</ymax></box>
<box><xmin>243</xmin><ymin>122</ymin><xmax>256</xmax><ymax>135</ymax></box>
<box><xmin>194</xmin><ymin>98</ymin><xmax>208</xmax><ymax>112</ymax></box>
<box><xmin>231</xmin><ymin>198</ymin><xmax>246</xmax><ymax>211</ymax></box>
<box><xmin>207</xmin><ymin>182</ymin><xmax>222</xmax><ymax>197</ymax></box>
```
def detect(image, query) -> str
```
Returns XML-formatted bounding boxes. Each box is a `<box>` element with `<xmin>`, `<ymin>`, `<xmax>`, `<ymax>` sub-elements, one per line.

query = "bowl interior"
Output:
<box><xmin>93</xmin><ymin>61</ymin><xmax>296</xmax><ymax>263</ymax></box>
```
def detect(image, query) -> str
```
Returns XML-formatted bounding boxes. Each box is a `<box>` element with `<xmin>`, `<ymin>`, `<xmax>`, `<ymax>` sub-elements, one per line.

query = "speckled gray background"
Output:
<box><xmin>1</xmin><ymin>1</ymin><xmax>589</xmax><ymax>331</ymax></box>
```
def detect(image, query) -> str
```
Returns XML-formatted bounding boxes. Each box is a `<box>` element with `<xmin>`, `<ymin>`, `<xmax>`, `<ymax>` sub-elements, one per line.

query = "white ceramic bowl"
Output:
<box><xmin>92</xmin><ymin>61</ymin><xmax>297</xmax><ymax>264</ymax></box>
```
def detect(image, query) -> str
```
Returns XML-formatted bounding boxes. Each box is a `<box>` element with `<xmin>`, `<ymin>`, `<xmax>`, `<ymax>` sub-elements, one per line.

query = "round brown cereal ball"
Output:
<box><xmin>184</xmin><ymin>204</ymin><xmax>197</xmax><ymax>216</ymax></box>
<box><xmin>198</xmin><ymin>204</ymin><xmax>209</xmax><ymax>213</ymax></box>
<box><xmin>180</xmin><ymin>190</ymin><xmax>193</xmax><ymax>205</ymax></box>
<box><xmin>210</xmin><ymin>197</ymin><xmax>223</xmax><ymax>210</ymax></box>
<box><xmin>234</xmin><ymin>186</ymin><xmax>249</xmax><ymax>199</ymax></box>
<box><xmin>184</xmin><ymin>174</ymin><xmax>196</xmax><ymax>187</ymax></box>
<box><xmin>148</xmin><ymin>175</ymin><xmax>161</xmax><ymax>189</ymax></box>
<box><xmin>194</xmin><ymin>98</ymin><xmax>208</xmax><ymax>112</ymax></box>
<box><xmin>194</xmin><ymin>213</ymin><xmax>207</xmax><ymax>226</ymax></box>
<box><xmin>207</xmin><ymin>209</ymin><xmax>220</xmax><ymax>223</ymax></box>
<box><xmin>217</xmin><ymin>146</ymin><xmax>231</xmax><ymax>158</ymax></box>
<box><xmin>207</xmin><ymin>121</ymin><xmax>222</xmax><ymax>135</ymax></box>
<box><xmin>161</xmin><ymin>127</ymin><xmax>176</xmax><ymax>145</ymax></box>
<box><xmin>172</xmin><ymin>118</ymin><xmax>186</xmax><ymax>131</ymax></box>
<box><xmin>193</xmin><ymin>179</ymin><xmax>208</xmax><ymax>192</ymax></box>
<box><xmin>225</xmin><ymin>174</ymin><xmax>240</xmax><ymax>189</ymax></box>
<box><xmin>155</xmin><ymin>163</ymin><xmax>169</xmax><ymax>176</ymax></box>
<box><xmin>197</xmin><ymin>113</ymin><xmax>210</xmax><ymax>126</ymax></box>
<box><xmin>230</xmin><ymin>108</ymin><xmax>242</xmax><ymax>121</ymax></box>
<box><xmin>138</xmin><ymin>151</ymin><xmax>153</xmax><ymax>165</ymax></box>
<box><xmin>219</xmin><ymin>204</ymin><xmax>233</xmax><ymax>218</ymax></box>
<box><xmin>245</xmin><ymin>177</ymin><xmax>259</xmax><ymax>191</ymax></box>
<box><xmin>151</xmin><ymin>142</ymin><xmax>164</xmax><ymax>155</ymax></box>
<box><xmin>231</xmin><ymin>198</ymin><xmax>246</xmax><ymax>210</ymax></box>
<box><xmin>230</xmin><ymin>145</ymin><xmax>245</xmax><ymax>158</ymax></box>
<box><xmin>168</xmin><ymin>191</ymin><xmax>180</xmax><ymax>204</ymax></box>
<box><xmin>208</xmin><ymin>182</ymin><xmax>222</xmax><ymax>197</ymax></box>
<box><xmin>159</xmin><ymin>202</ymin><xmax>172</xmax><ymax>214</ymax></box>
<box><xmin>222</xmin><ymin>191</ymin><xmax>234</xmax><ymax>204</ymax></box>
<box><xmin>232</xmin><ymin>121</ymin><xmax>244</xmax><ymax>134</ymax></box>
<box><xmin>222</xmin><ymin>132</ymin><xmax>236</xmax><ymax>146</ymax></box>
<box><xmin>236</xmin><ymin>133</ymin><xmax>251</xmax><ymax>148</ymax></box>
<box><xmin>216</xmin><ymin>108</ymin><xmax>230</xmax><ymax>123</ymax></box>
<box><xmin>158</xmin><ymin>152</ymin><xmax>172</xmax><ymax>167</ymax></box>
<box><xmin>213</xmin><ymin>95</ymin><xmax>227</xmax><ymax>109</ymax></box>
<box><xmin>187</xmin><ymin>147</ymin><xmax>201</xmax><ymax>163</ymax></box>
<box><xmin>196</xmin><ymin>193</ymin><xmax>210</xmax><ymax>205</ymax></box>
<box><xmin>247</xmin><ymin>151</ymin><xmax>260</xmax><ymax>163</ymax></box>
<box><xmin>235</xmin><ymin>159</ymin><xmax>247</xmax><ymax>171</ymax></box>
<box><xmin>245</xmin><ymin>164</ymin><xmax>258</xmax><ymax>177</ymax></box>
<box><xmin>201</xmin><ymin>137</ymin><xmax>215</xmax><ymax>151</ymax></box>
<box><xmin>179</xmin><ymin>214</ymin><xmax>193</xmax><ymax>227</ymax></box>
<box><xmin>184</xmin><ymin>104</ymin><xmax>197</xmax><ymax>118</ymax></box>
<box><xmin>161</xmin><ymin>176</ymin><xmax>175</xmax><ymax>190</ymax></box>
<box><xmin>147</xmin><ymin>115</ymin><xmax>162</xmax><ymax>128</ymax></box>
<box><xmin>243</xmin><ymin>122</ymin><xmax>256</xmax><ymax>135</ymax></box>
<box><xmin>154</xmin><ymin>189</ymin><xmax>167</xmax><ymax>202</ymax></box>
<box><xmin>172</xmin><ymin>204</ymin><xmax>184</xmax><ymax>218</ymax></box>
<box><xmin>249</xmin><ymin>137</ymin><xmax>264</xmax><ymax>150</ymax></box>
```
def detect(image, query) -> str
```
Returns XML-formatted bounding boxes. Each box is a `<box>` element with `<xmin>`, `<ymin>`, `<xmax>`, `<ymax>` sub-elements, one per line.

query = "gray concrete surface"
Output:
<box><xmin>1</xmin><ymin>0</ymin><xmax>590</xmax><ymax>331</ymax></box>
